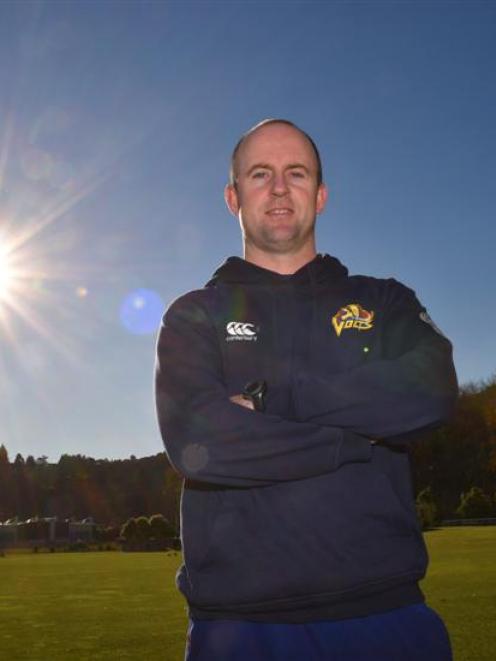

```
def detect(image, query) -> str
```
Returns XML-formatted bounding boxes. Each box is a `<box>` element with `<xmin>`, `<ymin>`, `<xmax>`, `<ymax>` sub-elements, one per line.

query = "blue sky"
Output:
<box><xmin>0</xmin><ymin>1</ymin><xmax>494</xmax><ymax>462</ymax></box>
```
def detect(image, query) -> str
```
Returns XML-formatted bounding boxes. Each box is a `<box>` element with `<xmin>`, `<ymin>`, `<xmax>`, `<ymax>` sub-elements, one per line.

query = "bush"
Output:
<box><xmin>149</xmin><ymin>514</ymin><xmax>176</xmax><ymax>541</ymax></box>
<box><xmin>120</xmin><ymin>515</ymin><xmax>177</xmax><ymax>550</ymax></box>
<box><xmin>95</xmin><ymin>525</ymin><xmax>120</xmax><ymax>543</ymax></box>
<box><xmin>120</xmin><ymin>518</ymin><xmax>137</xmax><ymax>541</ymax></box>
<box><xmin>134</xmin><ymin>516</ymin><xmax>151</xmax><ymax>542</ymax></box>
<box><xmin>67</xmin><ymin>542</ymin><xmax>89</xmax><ymax>552</ymax></box>
<box><xmin>416</xmin><ymin>487</ymin><xmax>440</xmax><ymax>529</ymax></box>
<box><xmin>456</xmin><ymin>487</ymin><xmax>494</xmax><ymax>519</ymax></box>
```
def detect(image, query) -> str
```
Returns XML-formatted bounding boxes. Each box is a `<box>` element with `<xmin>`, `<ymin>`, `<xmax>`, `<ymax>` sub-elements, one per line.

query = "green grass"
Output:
<box><xmin>1</xmin><ymin>527</ymin><xmax>494</xmax><ymax>660</ymax></box>
<box><xmin>421</xmin><ymin>526</ymin><xmax>496</xmax><ymax>661</ymax></box>
<box><xmin>0</xmin><ymin>550</ymin><xmax>186</xmax><ymax>660</ymax></box>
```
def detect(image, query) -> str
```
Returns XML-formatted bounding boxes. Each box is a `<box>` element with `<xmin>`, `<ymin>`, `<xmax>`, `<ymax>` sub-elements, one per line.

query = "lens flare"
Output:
<box><xmin>0</xmin><ymin>249</ymin><xmax>13</xmax><ymax>300</ymax></box>
<box><xmin>119</xmin><ymin>288</ymin><xmax>164</xmax><ymax>335</ymax></box>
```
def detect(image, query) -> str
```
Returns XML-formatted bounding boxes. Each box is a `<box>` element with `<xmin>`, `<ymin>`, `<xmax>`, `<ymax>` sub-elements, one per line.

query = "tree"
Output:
<box><xmin>13</xmin><ymin>452</ymin><xmax>33</xmax><ymax>519</ymax></box>
<box><xmin>415</xmin><ymin>487</ymin><xmax>439</xmax><ymax>530</ymax></box>
<box><xmin>149</xmin><ymin>513</ymin><xmax>175</xmax><ymax>541</ymax></box>
<box><xmin>0</xmin><ymin>444</ymin><xmax>13</xmax><ymax>519</ymax></box>
<box><xmin>0</xmin><ymin>444</ymin><xmax>9</xmax><ymax>466</ymax></box>
<box><xmin>134</xmin><ymin>516</ymin><xmax>151</xmax><ymax>542</ymax></box>
<box><xmin>120</xmin><ymin>517</ymin><xmax>137</xmax><ymax>541</ymax></box>
<box><xmin>456</xmin><ymin>487</ymin><xmax>494</xmax><ymax>519</ymax></box>
<box><xmin>163</xmin><ymin>467</ymin><xmax>182</xmax><ymax>534</ymax></box>
<box><xmin>95</xmin><ymin>524</ymin><xmax>120</xmax><ymax>543</ymax></box>
<box><xmin>411</xmin><ymin>383</ymin><xmax>493</xmax><ymax>517</ymax></box>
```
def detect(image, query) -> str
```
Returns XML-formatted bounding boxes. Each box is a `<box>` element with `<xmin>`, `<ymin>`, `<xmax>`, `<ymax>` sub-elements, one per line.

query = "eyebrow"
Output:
<box><xmin>245</xmin><ymin>162</ymin><xmax>311</xmax><ymax>176</ymax></box>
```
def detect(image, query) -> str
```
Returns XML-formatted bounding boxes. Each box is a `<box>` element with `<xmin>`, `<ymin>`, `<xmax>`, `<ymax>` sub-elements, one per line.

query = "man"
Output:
<box><xmin>155</xmin><ymin>119</ymin><xmax>458</xmax><ymax>660</ymax></box>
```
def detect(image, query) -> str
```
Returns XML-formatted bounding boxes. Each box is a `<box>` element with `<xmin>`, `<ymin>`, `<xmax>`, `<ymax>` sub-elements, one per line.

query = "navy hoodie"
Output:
<box><xmin>154</xmin><ymin>254</ymin><xmax>458</xmax><ymax>622</ymax></box>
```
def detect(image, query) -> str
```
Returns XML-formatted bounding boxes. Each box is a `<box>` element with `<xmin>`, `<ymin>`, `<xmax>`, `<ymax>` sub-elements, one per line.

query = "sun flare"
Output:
<box><xmin>0</xmin><ymin>229</ymin><xmax>80</xmax><ymax>362</ymax></box>
<box><xmin>0</xmin><ymin>247</ymin><xmax>14</xmax><ymax>301</ymax></box>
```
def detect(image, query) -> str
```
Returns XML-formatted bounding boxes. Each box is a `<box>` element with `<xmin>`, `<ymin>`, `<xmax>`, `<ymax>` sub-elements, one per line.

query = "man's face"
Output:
<box><xmin>225</xmin><ymin>123</ymin><xmax>328</xmax><ymax>256</ymax></box>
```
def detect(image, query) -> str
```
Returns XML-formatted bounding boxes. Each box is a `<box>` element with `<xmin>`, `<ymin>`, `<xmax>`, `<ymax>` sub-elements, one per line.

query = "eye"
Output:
<box><xmin>252</xmin><ymin>171</ymin><xmax>269</xmax><ymax>179</ymax></box>
<box><xmin>290</xmin><ymin>170</ymin><xmax>305</xmax><ymax>179</ymax></box>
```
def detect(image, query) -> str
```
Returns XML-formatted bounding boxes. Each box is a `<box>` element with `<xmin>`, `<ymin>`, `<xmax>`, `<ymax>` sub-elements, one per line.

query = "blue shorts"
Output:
<box><xmin>185</xmin><ymin>604</ymin><xmax>452</xmax><ymax>661</ymax></box>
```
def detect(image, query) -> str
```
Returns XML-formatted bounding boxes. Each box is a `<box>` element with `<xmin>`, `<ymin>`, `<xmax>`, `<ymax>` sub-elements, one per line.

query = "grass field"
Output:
<box><xmin>420</xmin><ymin>527</ymin><xmax>496</xmax><ymax>661</ymax></box>
<box><xmin>1</xmin><ymin>527</ymin><xmax>494</xmax><ymax>660</ymax></box>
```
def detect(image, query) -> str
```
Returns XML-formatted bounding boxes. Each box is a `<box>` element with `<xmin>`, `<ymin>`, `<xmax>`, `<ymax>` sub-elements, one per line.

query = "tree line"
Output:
<box><xmin>0</xmin><ymin>450</ymin><xmax>181</xmax><ymax>533</ymax></box>
<box><xmin>411</xmin><ymin>377</ymin><xmax>496</xmax><ymax>523</ymax></box>
<box><xmin>1</xmin><ymin>377</ymin><xmax>495</xmax><ymax>529</ymax></box>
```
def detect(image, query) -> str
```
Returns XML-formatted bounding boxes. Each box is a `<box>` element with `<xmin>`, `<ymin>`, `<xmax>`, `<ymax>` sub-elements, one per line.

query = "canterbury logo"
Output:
<box><xmin>226</xmin><ymin>322</ymin><xmax>258</xmax><ymax>341</ymax></box>
<box><xmin>332</xmin><ymin>304</ymin><xmax>374</xmax><ymax>337</ymax></box>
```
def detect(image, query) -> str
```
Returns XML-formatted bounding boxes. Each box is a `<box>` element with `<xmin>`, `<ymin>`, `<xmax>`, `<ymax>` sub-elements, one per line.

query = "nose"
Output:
<box><xmin>270</xmin><ymin>172</ymin><xmax>289</xmax><ymax>196</ymax></box>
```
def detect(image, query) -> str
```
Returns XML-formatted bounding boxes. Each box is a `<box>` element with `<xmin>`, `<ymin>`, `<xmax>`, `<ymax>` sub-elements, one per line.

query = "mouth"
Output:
<box><xmin>266</xmin><ymin>208</ymin><xmax>293</xmax><ymax>217</ymax></box>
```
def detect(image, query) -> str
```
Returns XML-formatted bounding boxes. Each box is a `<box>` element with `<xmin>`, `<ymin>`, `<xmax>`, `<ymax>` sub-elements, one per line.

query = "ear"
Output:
<box><xmin>224</xmin><ymin>184</ymin><xmax>240</xmax><ymax>217</ymax></box>
<box><xmin>316</xmin><ymin>183</ymin><xmax>328</xmax><ymax>215</ymax></box>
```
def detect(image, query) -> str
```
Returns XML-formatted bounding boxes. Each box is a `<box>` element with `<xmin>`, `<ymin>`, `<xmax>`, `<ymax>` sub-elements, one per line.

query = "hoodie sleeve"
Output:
<box><xmin>292</xmin><ymin>282</ymin><xmax>458</xmax><ymax>441</ymax></box>
<box><xmin>155</xmin><ymin>293</ymin><xmax>372</xmax><ymax>487</ymax></box>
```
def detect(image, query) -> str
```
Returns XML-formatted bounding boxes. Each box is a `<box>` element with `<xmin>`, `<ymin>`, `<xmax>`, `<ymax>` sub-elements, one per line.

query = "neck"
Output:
<box><xmin>243</xmin><ymin>243</ymin><xmax>318</xmax><ymax>275</ymax></box>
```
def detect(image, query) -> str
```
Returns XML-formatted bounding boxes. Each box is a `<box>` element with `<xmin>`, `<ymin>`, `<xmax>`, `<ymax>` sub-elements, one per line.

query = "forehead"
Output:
<box><xmin>236</xmin><ymin>124</ymin><xmax>317</xmax><ymax>172</ymax></box>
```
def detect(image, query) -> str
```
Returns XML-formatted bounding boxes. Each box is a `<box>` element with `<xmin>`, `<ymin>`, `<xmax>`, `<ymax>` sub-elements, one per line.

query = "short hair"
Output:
<box><xmin>229</xmin><ymin>118</ymin><xmax>323</xmax><ymax>189</ymax></box>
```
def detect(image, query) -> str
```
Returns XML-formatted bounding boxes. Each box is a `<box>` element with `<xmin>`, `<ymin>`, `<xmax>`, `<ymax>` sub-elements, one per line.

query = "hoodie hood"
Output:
<box><xmin>206</xmin><ymin>254</ymin><xmax>348</xmax><ymax>288</ymax></box>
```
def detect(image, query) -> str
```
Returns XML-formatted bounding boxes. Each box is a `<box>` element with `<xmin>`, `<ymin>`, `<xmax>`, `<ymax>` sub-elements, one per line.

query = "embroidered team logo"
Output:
<box><xmin>226</xmin><ymin>321</ymin><xmax>258</xmax><ymax>342</ymax></box>
<box><xmin>332</xmin><ymin>304</ymin><xmax>374</xmax><ymax>337</ymax></box>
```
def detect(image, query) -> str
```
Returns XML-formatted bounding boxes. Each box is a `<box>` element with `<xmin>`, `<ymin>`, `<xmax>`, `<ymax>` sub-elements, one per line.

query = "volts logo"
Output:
<box><xmin>332</xmin><ymin>304</ymin><xmax>374</xmax><ymax>337</ymax></box>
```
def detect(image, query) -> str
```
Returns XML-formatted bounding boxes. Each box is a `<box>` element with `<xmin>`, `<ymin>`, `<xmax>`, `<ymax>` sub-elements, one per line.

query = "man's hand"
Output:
<box><xmin>230</xmin><ymin>394</ymin><xmax>255</xmax><ymax>410</ymax></box>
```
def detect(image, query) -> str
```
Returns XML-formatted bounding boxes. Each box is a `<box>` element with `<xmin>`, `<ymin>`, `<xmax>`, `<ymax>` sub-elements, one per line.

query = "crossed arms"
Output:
<box><xmin>155</xmin><ymin>289</ymin><xmax>458</xmax><ymax>488</ymax></box>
